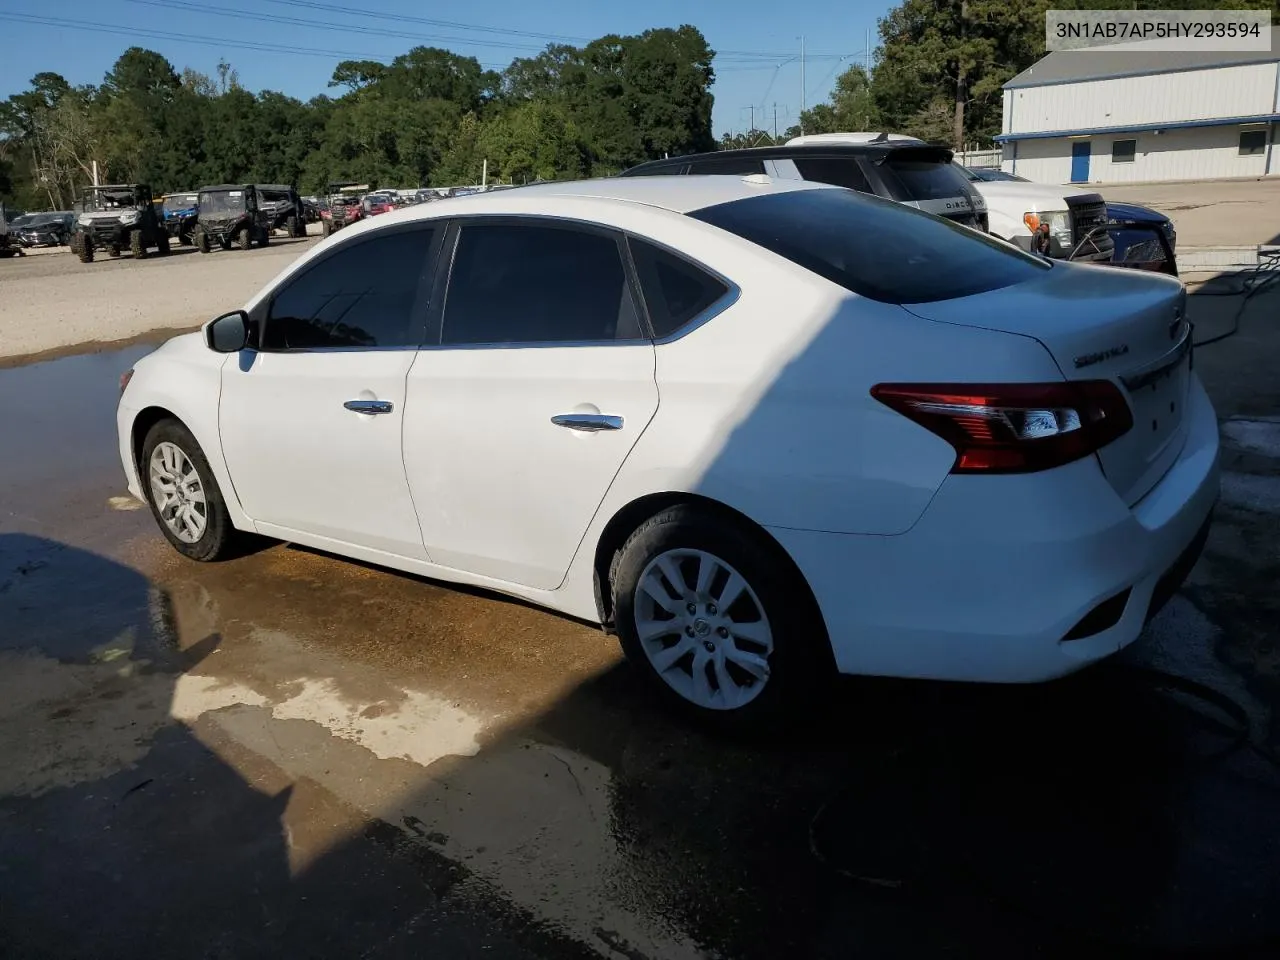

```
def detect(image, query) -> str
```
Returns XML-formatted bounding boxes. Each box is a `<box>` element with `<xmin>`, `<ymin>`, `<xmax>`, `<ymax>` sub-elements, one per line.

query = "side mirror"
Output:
<box><xmin>206</xmin><ymin>310</ymin><xmax>250</xmax><ymax>353</ymax></box>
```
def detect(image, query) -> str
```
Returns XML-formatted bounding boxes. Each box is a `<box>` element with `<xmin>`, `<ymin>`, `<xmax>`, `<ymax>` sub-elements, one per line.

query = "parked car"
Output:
<box><xmin>15</xmin><ymin>211</ymin><xmax>73</xmax><ymax>247</ymax></box>
<box><xmin>622</xmin><ymin>133</ymin><xmax>990</xmax><ymax>234</ymax></box>
<box><xmin>254</xmin><ymin>184</ymin><xmax>307</xmax><ymax>237</ymax></box>
<box><xmin>964</xmin><ymin>167</ymin><xmax>1029</xmax><ymax>183</ymax></box>
<box><xmin>1107</xmin><ymin>201</ymin><xmax>1178</xmax><ymax>277</ymax></box>
<box><xmin>363</xmin><ymin>191</ymin><xmax>399</xmax><ymax>216</ymax></box>
<box><xmin>159</xmin><ymin>193</ymin><xmax>200</xmax><ymax>246</ymax></box>
<box><xmin>0</xmin><ymin>204</ymin><xmax>22</xmax><ymax>258</ymax></box>
<box><xmin>194</xmin><ymin>185</ymin><xmax>271</xmax><ymax>253</ymax></box>
<box><xmin>116</xmin><ymin>176</ymin><xmax>1218</xmax><ymax>725</ymax></box>
<box><xmin>950</xmin><ymin>160</ymin><xmax>1113</xmax><ymax>262</ymax></box>
<box><xmin>71</xmin><ymin>184</ymin><xmax>169</xmax><ymax>262</ymax></box>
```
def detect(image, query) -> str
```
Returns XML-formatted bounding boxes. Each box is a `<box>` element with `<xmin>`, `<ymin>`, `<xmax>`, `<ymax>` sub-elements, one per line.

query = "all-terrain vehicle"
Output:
<box><xmin>70</xmin><ymin>184</ymin><xmax>169</xmax><ymax>263</ymax></box>
<box><xmin>194</xmin><ymin>184</ymin><xmax>271</xmax><ymax>254</ymax></box>
<box><xmin>159</xmin><ymin>192</ymin><xmax>200</xmax><ymax>246</ymax></box>
<box><xmin>0</xmin><ymin>204</ymin><xmax>23</xmax><ymax>258</ymax></box>
<box><xmin>254</xmin><ymin>184</ymin><xmax>307</xmax><ymax>238</ymax></box>
<box><xmin>319</xmin><ymin>182</ymin><xmax>368</xmax><ymax>238</ymax></box>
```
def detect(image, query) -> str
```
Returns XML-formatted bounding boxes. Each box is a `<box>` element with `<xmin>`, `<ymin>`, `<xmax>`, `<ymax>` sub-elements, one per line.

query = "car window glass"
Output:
<box><xmin>441</xmin><ymin>223</ymin><xmax>640</xmax><ymax>345</ymax></box>
<box><xmin>687</xmin><ymin>157</ymin><xmax>767</xmax><ymax>175</ymax></box>
<box><xmin>629</xmin><ymin>237</ymin><xmax>729</xmax><ymax>338</ymax></box>
<box><xmin>264</xmin><ymin>228</ymin><xmax>436</xmax><ymax>350</ymax></box>
<box><xmin>691</xmin><ymin>189</ymin><xmax>1049</xmax><ymax>305</ymax></box>
<box><xmin>878</xmin><ymin>156</ymin><xmax>972</xmax><ymax>200</ymax></box>
<box><xmin>792</xmin><ymin>157</ymin><xmax>872</xmax><ymax>193</ymax></box>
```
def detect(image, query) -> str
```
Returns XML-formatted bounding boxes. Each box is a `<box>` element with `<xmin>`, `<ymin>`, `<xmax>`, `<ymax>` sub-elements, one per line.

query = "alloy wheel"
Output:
<box><xmin>633</xmin><ymin>548</ymin><xmax>774</xmax><ymax>710</ymax></box>
<box><xmin>149</xmin><ymin>441</ymin><xmax>208</xmax><ymax>544</ymax></box>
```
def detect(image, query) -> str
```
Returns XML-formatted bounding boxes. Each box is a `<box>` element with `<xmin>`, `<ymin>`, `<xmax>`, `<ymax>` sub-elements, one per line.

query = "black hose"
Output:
<box><xmin>1192</xmin><ymin>261</ymin><xmax>1280</xmax><ymax>347</ymax></box>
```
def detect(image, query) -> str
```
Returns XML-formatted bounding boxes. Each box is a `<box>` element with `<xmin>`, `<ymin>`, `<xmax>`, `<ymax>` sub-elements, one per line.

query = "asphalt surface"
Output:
<box><xmin>1</xmin><ymin>283</ymin><xmax>1279</xmax><ymax>959</ymax></box>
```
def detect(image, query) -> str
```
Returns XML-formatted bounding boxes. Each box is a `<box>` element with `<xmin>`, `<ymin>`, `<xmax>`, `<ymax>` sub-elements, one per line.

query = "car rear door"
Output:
<box><xmin>218</xmin><ymin>223</ymin><xmax>443</xmax><ymax>558</ymax></box>
<box><xmin>402</xmin><ymin>217</ymin><xmax>659</xmax><ymax>590</ymax></box>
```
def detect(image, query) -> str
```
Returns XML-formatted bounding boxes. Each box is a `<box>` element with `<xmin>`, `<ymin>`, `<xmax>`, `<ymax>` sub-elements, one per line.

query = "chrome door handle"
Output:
<box><xmin>551</xmin><ymin>413</ymin><xmax>624</xmax><ymax>432</ymax></box>
<box><xmin>344</xmin><ymin>399</ymin><xmax>394</xmax><ymax>415</ymax></box>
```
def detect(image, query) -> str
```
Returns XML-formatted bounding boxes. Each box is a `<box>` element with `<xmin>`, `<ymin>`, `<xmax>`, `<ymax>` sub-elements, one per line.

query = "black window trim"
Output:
<box><xmin>421</xmin><ymin>214</ymin><xmax>655</xmax><ymax>350</ymax></box>
<box><xmin>253</xmin><ymin>220</ymin><xmax>446</xmax><ymax>354</ymax></box>
<box><xmin>1239</xmin><ymin>128</ymin><xmax>1267</xmax><ymax>156</ymax></box>
<box><xmin>1112</xmin><ymin>138</ymin><xmax>1138</xmax><ymax>163</ymax></box>
<box><xmin>622</xmin><ymin>233</ymin><xmax>740</xmax><ymax>345</ymax></box>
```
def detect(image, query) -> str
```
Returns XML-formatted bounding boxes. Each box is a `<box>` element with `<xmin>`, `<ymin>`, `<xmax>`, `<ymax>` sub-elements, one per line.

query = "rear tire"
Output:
<box><xmin>130</xmin><ymin>230</ymin><xmax>146</xmax><ymax>259</ymax></box>
<box><xmin>76</xmin><ymin>236</ymin><xmax>94</xmax><ymax>263</ymax></box>
<box><xmin>196</xmin><ymin>229</ymin><xmax>211</xmax><ymax>254</ymax></box>
<box><xmin>109</xmin><ymin>246</ymin><xmax>121</xmax><ymax>258</ymax></box>
<box><xmin>286</xmin><ymin>215</ymin><xmax>300</xmax><ymax>238</ymax></box>
<box><xmin>320</xmin><ymin>219</ymin><xmax>331</xmax><ymax>238</ymax></box>
<box><xmin>237</xmin><ymin>225</ymin><xmax>251</xmax><ymax>251</ymax></box>
<box><xmin>611</xmin><ymin>504</ymin><xmax>830</xmax><ymax>729</ymax></box>
<box><xmin>140</xmin><ymin>419</ymin><xmax>239</xmax><ymax>562</ymax></box>
<box><xmin>258</xmin><ymin>229</ymin><xmax>270</xmax><ymax>247</ymax></box>
<box><xmin>157</xmin><ymin>233</ymin><xmax>170</xmax><ymax>255</ymax></box>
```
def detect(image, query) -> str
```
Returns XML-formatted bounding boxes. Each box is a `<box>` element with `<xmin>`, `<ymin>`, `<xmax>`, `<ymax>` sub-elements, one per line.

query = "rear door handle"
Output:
<box><xmin>344</xmin><ymin>399</ymin><xmax>394</xmax><ymax>415</ymax></box>
<box><xmin>551</xmin><ymin>413</ymin><xmax>624</xmax><ymax>432</ymax></box>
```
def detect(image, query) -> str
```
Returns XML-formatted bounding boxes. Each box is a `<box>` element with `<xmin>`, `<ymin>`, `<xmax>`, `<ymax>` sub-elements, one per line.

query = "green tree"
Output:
<box><xmin>792</xmin><ymin>65</ymin><xmax>880</xmax><ymax>137</ymax></box>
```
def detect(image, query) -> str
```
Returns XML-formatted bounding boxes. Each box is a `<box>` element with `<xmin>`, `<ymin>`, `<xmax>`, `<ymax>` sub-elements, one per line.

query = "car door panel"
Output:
<box><xmin>402</xmin><ymin>219</ymin><xmax>660</xmax><ymax>590</ymax></box>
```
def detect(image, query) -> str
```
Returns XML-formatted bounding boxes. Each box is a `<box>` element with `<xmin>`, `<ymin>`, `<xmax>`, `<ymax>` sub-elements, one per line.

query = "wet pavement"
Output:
<box><xmin>2</xmin><ymin>283</ymin><xmax>1279</xmax><ymax>959</ymax></box>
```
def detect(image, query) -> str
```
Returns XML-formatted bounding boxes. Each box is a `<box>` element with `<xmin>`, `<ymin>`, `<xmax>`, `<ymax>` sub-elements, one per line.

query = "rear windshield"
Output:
<box><xmin>879</xmin><ymin>154</ymin><xmax>973</xmax><ymax>201</ymax></box>
<box><xmin>689</xmin><ymin>188</ymin><xmax>1049</xmax><ymax>304</ymax></box>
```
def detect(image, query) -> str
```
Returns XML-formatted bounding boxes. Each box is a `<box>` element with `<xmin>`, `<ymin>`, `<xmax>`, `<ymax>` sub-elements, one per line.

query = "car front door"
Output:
<box><xmin>403</xmin><ymin>218</ymin><xmax>659</xmax><ymax>590</ymax></box>
<box><xmin>218</xmin><ymin>223</ymin><xmax>442</xmax><ymax>559</ymax></box>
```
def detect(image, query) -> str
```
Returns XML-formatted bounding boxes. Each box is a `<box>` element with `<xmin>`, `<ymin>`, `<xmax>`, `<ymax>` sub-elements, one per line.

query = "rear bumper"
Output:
<box><xmin>770</xmin><ymin>374</ymin><xmax>1220</xmax><ymax>683</ymax></box>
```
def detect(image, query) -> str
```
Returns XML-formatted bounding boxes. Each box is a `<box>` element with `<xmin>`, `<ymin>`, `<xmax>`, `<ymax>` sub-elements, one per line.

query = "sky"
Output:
<box><xmin>0</xmin><ymin>0</ymin><xmax>889</xmax><ymax>137</ymax></box>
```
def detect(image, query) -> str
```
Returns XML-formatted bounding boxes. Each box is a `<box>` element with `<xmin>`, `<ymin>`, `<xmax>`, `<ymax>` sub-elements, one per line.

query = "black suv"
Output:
<box><xmin>195</xmin><ymin>185</ymin><xmax>271</xmax><ymax>253</ymax></box>
<box><xmin>71</xmin><ymin>184</ymin><xmax>169</xmax><ymax>262</ymax></box>
<box><xmin>621</xmin><ymin>137</ymin><xmax>989</xmax><ymax>233</ymax></box>
<box><xmin>254</xmin><ymin>184</ymin><xmax>307</xmax><ymax>238</ymax></box>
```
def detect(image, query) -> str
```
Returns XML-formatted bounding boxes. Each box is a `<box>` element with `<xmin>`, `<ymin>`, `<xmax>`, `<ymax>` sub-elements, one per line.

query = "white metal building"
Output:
<box><xmin>996</xmin><ymin>29</ymin><xmax>1280</xmax><ymax>184</ymax></box>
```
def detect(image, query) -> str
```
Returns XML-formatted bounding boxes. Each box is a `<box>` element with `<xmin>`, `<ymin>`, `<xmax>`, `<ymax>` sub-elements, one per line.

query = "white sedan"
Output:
<box><xmin>116</xmin><ymin>175</ymin><xmax>1219</xmax><ymax>724</ymax></box>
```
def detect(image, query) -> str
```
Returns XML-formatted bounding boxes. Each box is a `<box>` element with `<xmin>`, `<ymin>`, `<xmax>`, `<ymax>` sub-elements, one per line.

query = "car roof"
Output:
<box><xmin>623</xmin><ymin>141</ymin><xmax>952</xmax><ymax>175</ymax></box>
<box><xmin>198</xmin><ymin>184</ymin><xmax>252</xmax><ymax>192</ymax></box>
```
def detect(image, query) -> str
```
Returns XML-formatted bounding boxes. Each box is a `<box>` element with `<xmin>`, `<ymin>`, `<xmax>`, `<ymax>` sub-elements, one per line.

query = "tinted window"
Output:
<box><xmin>1112</xmin><ymin>139</ymin><xmax>1137</xmax><ymax>163</ymax></box>
<box><xmin>687</xmin><ymin>157</ymin><xmax>767</xmax><ymax>175</ymax></box>
<box><xmin>622</xmin><ymin>162</ymin><xmax>686</xmax><ymax>177</ymax></box>
<box><xmin>793</xmin><ymin>156</ymin><xmax>872</xmax><ymax>193</ymax></box>
<box><xmin>264</xmin><ymin>228</ymin><xmax>436</xmax><ymax>349</ymax></box>
<box><xmin>629</xmin><ymin>237</ymin><xmax>730</xmax><ymax>338</ymax></box>
<box><xmin>442</xmin><ymin>222</ymin><xmax>641</xmax><ymax>345</ymax></box>
<box><xmin>1239</xmin><ymin>130</ymin><xmax>1266</xmax><ymax>156</ymax></box>
<box><xmin>691</xmin><ymin>189</ymin><xmax>1049</xmax><ymax>305</ymax></box>
<box><xmin>878</xmin><ymin>154</ymin><xmax>972</xmax><ymax>200</ymax></box>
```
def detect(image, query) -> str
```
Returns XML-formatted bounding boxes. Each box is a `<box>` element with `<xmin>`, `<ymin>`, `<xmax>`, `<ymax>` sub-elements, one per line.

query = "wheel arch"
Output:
<box><xmin>130</xmin><ymin>404</ymin><xmax>181</xmax><ymax>474</ymax></box>
<box><xmin>591</xmin><ymin>492</ymin><xmax>833</xmax><ymax>668</ymax></box>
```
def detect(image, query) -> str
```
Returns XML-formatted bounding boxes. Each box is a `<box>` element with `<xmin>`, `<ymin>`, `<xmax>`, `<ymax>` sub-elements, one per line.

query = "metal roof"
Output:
<box><xmin>1005</xmin><ymin>28</ymin><xmax>1280</xmax><ymax>89</ymax></box>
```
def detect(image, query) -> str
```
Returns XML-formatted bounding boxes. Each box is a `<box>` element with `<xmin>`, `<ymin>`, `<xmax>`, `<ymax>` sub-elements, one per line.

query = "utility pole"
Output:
<box><xmin>799</xmin><ymin>35</ymin><xmax>806</xmax><ymax>135</ymax></box>
<box><xmin>749</xmin><ymin>103</ymin><xmax>755</xmax><ymax>135</ymax></box>
<box><xmin>773</xmin><ymin>103</ymin><xmax>778</xmax><ymax>142</ymax></box>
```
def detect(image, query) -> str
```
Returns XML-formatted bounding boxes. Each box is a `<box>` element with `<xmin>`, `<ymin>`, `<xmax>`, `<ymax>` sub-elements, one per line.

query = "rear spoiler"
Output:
<box><xmin>871</xmin><ymin>145</ymin><xmax>954</xmax><ymax>165</ymax></box>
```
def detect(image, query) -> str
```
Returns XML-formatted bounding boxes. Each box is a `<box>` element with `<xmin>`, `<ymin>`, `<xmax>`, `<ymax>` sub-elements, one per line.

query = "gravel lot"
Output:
<box><xmin>0</xmin><ymin>236</ymin><xmax>319</xmax><ymax>363</ymax></box>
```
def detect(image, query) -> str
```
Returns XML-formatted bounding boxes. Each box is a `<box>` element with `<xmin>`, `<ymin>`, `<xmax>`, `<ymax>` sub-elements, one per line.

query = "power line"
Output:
<box><xmin>121</xmin><ymin>0</ymin><xmax>552</xmax><ymax>53</ymax></box>
<box><xmin>262</xmin><ymin>0</ymin><xmax>590</xmax><ymax>44</ymax></box>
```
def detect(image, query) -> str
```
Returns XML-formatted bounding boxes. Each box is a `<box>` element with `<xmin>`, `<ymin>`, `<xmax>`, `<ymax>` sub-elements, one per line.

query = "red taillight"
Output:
<box><xmin>870</xmin><ymin>381</ymin><xmax>1132</xmax><ymax>474</ymax></box>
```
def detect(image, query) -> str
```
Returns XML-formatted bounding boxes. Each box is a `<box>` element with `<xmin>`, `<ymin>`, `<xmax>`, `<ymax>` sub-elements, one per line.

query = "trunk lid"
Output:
<box><xmin>903</xmin><ymin>263</ymin><xmax>1191</xmax><ymax>505</ymax></box>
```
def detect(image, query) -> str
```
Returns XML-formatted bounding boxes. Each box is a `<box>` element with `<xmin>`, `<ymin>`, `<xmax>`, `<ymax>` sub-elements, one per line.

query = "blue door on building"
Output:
<box><xmin>1070</xmin><ymin>141</ymin><xmax>1091</xmax><ymax>182</ymax></box>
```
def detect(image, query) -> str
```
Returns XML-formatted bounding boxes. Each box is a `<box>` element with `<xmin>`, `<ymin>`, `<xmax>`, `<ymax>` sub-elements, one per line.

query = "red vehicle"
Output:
<box><xmin>365</xmin><ymin>191</ymin><xmax>399</xmax><ymax>216</ymax></box>
<box><xmin>319</xmin><ymin>183</ymin><xmax>367</xmax><ymax>238</ymax></box>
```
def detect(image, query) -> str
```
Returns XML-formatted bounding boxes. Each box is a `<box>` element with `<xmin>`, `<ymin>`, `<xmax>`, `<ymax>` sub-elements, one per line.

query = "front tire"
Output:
<box><xmin>141</xmin><ymin>419</ymin><xmax>238</xmax><ymax>562</ymax></box>
<box><xmin>320</xmin><ymin>219</ymin><xmax>331</xmax><ymax>238</ymax></box>
<box><xmin>130</xmin><ymin>230</ymin><xmax>146</xmax><ymax>259</ymax></box>
<box><xmin>611</xmin><ymin>505</ymin><xmax>828</xmax><ymax>727</ymax></box>
<box><xmin>286</xmin><ymin>214</ymin><xmax>300</xmax><ymax>237</ymax></box>
<box><xmin>157</xmin><ymin>233</ymin><xmax>170</xmax><ymax>255</ymax></box>
<box><xmin>75</xmin><ymin>235</ymin><xmax>94</xmax><ymax>263</ymax></box>
<box><xmin>237</xmin><ymin>225</ymin><xmax>252</xmax><ymax>251</ymax></box>
<box><xmin>196</xmin><ymin>229</ymin><xmax>211</xmax><ymax>254</ymax></box>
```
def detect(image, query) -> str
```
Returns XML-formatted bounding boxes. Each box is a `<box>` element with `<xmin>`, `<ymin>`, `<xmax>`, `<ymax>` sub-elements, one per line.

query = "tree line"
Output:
<box><xmin>2</xmin><ymin>1</ymin><xmax>1276</xmax><ymax>210</ymax></box>
<box><xmin>0</xmin><ymin>25</ymin><xmax>714</xmax><ymax>210</ymax></box>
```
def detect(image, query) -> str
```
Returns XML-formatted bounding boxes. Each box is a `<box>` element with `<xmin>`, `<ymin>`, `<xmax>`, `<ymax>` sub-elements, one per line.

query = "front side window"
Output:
<box><xmin>691</xmin><ymin>189</ymin><xmax>1049</xmax><ymax>305</ymax></box>
<box><xmin>793</xmin><ymin>156</ymin><xmax>873</xmax><ymax>193</ymax></box>
<box><xmin>441</xmin><ymin>222</ymin><xmax>642</xmax><ymax>345</ymax></box>
<box><xmin>263</xmin><ymin>227</ymin><xmax>437</xmax><ymax>350</ymax></box>
<box><xmin>1112</xmin><ymin>139</ymin><xmax>1137</xmax><ymax>163</ymax></box>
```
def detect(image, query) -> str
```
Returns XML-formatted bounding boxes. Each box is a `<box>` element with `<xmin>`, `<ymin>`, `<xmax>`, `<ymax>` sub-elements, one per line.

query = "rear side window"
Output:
<box><xmin>686</xmin><ymin>157</ymin><xmax>767</xmax><ymax>175</ymax></box>
<box><xmin>441</xmin><ymin>222</ymin><xmax>643</xmax><ymax>345</ymax></box>
<box><xmin>629</xmin><ymin>237</ymin><xmax>730</xmax><ymax>338</ymax></box>
<box><xmin>264</xmin><ymin>227</ymin><xmax>437</xmax><ymax>349</ymax></box>
<box><xmin>792</xmin><ymin>157</ymin><xmax>872</xmax><ymax>193</ymax></box>
<box><xmin>879</xmin><ymin>155</ymin><xmax>972</xmax><ymax>201</ymax></box>
<box><xmin>690</xmin><ymin>189</ymin><xmax>1049</xmax><ymax>305</ymax></box>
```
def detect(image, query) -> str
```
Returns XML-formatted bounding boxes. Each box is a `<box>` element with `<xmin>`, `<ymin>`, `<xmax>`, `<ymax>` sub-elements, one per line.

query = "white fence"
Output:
<box><xmin>955</xmin><ymin>148</ymin><xmax>1001</xmax><ymax>169</ymax></box>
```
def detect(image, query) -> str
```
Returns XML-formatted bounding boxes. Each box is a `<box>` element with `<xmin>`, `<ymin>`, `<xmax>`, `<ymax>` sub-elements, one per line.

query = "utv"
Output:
<box><xmin>194</xmin><ymin>184</ymin><xmax>271</xmax><ymax>253</ymax></box>
<box><xmin>0</xmin><ymin>204</ymin><xmax>22</xmax><ymax>258</ymax></box>
<box><xmin>70</xmin><ymin>184</ymin><xmax>169</xmax><ymax>263</ymax></box>
<box><xmin>254</xmin><ymin>184</ymin><xmax>307</xmax><ymax>237</ymax></box>
<box><xmin>319</xmin><ymin>182</ymin><xmax>368</xmax><ymax>238</ymax></box>
<box><xmin>160</xmin><ymin>192</ymin><xmax>200</xmax><ymax>246</ymax></box>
